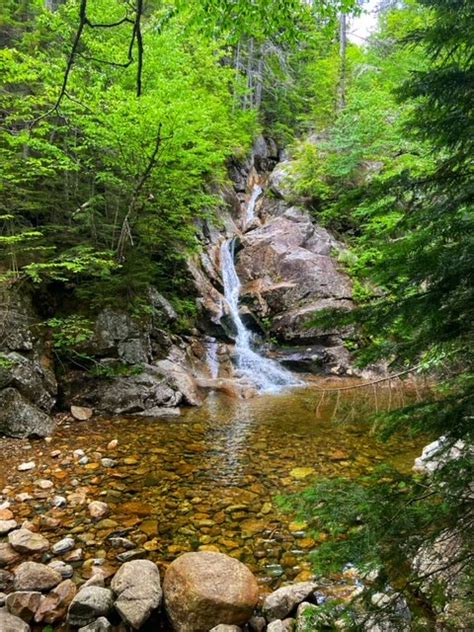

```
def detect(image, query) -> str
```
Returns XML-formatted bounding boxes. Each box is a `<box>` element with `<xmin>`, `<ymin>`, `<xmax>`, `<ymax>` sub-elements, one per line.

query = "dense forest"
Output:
<box><xmin>0</xmin><ymin>1</ymin><xmax>472</xmax><ymax>631</ymax></box>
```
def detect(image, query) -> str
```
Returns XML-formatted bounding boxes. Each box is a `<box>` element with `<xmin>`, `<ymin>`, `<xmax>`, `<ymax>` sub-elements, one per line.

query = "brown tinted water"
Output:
<box><xmin>0</xmin><ymin>379</ymin><xmax>426</xmax><ymax>589</ymax></box>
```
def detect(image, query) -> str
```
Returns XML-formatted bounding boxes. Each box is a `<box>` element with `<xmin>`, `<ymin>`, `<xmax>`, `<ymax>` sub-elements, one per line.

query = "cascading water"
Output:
<box><xmin>245</xmin><ymin>185</ymin><xmax>263</xmax><ymax>226</ymax></box>
<box><xmin>220</xmin><ymin>239</ymin><xmax>302</xmax><ymax>393</ymax></box>
<box><xmin>206</xmin><ymin>338</ymin><xmax>219</xmax><ymax>379</ymax></box>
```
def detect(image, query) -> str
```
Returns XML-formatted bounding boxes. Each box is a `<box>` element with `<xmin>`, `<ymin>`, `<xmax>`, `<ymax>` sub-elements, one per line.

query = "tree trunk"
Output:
<box><xmin>337</xmin><ymin>12</ymin><xmax>347</xmax><ymax>112</ymax></box>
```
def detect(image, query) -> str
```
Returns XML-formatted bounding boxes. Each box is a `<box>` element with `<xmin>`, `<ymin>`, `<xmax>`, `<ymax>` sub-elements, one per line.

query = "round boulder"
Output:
<box><xmin>163</xmin><ymin>552</ymin><xmax>259</xmax><ymax>632</ymax></box>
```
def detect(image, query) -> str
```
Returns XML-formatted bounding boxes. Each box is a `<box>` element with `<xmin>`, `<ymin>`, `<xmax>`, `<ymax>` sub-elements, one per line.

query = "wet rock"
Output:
<box><xmin>71</xmin><ymin>405</ymin><xmax>93</xmax><ymax>420</ymax></box>
<box><xmin>0</xmin><ymin>544</ymin><xmax>21</xmax><ymax>567</ymax></box>
<box><xmin>34</xmin><ymin>579</ymin><xmax>77</xmax><ymax>624</ymax></box>
<box><xmin>163</xmin><ymin>551</ymin><xmax>259</xmax><ymax>632</ymax></box>
<box><xmin>0</xmin><ymin>388</ymin><xmax>54</xmax><ymax>438</ymax></box>
<box><xmin>0</xmin><ymin>609</ymin><xmax>31</xmax><ymax>631</ymax></box>
<box><xmin>0</xmin><ymin>520</ymin><xmax>17</xmax><ymax>535</ymax></box>
<box><xmin>156</xmin><ymin>359</ymin><xmax>203</xmax><ymax>406</ymax></box>
<box><xmin>17</xmin><ymin>462</ymin><xmax>36</xmax><ymax>472</ymax></box>
<box><xmin>51</xmin><ymin>495</ymin><xmax>67</xmax><ymax>507</ymax></box>
<box><xmin>100</xmin><ymin>458</ymin><xmax>116</xmax><ymax>468</ymax></box>
<box><xmin>116</xmin><ymin>549</ymin><xmax>146</xmax><ymax>563</ymax></box>
<box><xmin>9</xmin><ymin>528</ymin><xmax>50</xmax><ymax>554</ymax></box>
<box><xmin>263</xmin><ymin>582</ymin><xmax>317</xmax><ymax>621</ymax></box>
<box><xmin>88</xmin><ymin>501</ymin><xmax>109</xmax><ymax>520</ymax></box>
<box><xmin>67</xmin><ymin>586</ymin><xmax>114</xmax><ymax>627</ymax></box>
<box><xmin>52</xmin><ymin>536</ymin><xmax>75</xmax><ymax>555</ymax></box>
<box><xmin>209</xmin><ymin>626</ymin><xmax>242</xmax><ymax>632</ymax></box>
<box><xmin>48</xmin><ymin>560</ymin><xmax>74</xmax><ymax>579</ymax></box>
<box><xmin>34</xmin><ymin>479</ymin><xmax>53</xmax><ymax>490</ymax></box>
<box><xmin>14</xmin><ymin>562</ymin><xmax>62</xmax><ymax>592</ymax></box>
<box><xmin>107</xmin><ymin>439</ymin><xmax>118</xmax><ymax>450</ymax></box>
<box><xmin>6</xmin><ymin>591</ymin><xmax>42</xmax><ymax>622</ymax></box>
<box><xmin>111</xmin><ymin>559</ymin><xmax>162</xmax><ymax>629</ymax></box>
<box><xmin>78</xmin><ymin>616</ymin><xmax>113</xmax><ymax>632</ymax></box>
<box><xmin>249</xmin><ymin>615</ymin><xmax>267</xmax><ymax>632</ymax></box>
<box><xmin>0</xmin><ymin>570</ymin><xmax>13</xmax><ymax>592</ymax></box>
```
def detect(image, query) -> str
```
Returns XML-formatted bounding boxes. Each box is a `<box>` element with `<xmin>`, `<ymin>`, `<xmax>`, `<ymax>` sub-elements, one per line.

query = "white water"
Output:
<box><xmin>220</xmin><ymin>239</ymin><xmax>302</xmax><ymax>393</ymax></box>
<box><xmin>245</xmin><ymin>185</ymin><xmax>263</xmax><ymax>226</ymax></box>
<box><xmin>206</xmin><ymin>339</ymin><xmax>219</xmax><ymax>379</ymax></box>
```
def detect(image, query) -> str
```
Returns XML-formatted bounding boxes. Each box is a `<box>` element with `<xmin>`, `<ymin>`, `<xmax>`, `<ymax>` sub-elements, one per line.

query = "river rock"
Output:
<box><xmin>88</xmin><ymin>501</ymin><xmax>109</xmax><ymax>520</ymax></box>
<box><xmin>262</xmin><ymin>582</ymin><xmax>317</xmax><ymax>621</ymax></box>
<box><xmin>0</xmin><ymin>520</ymin><xmax>17</xmax><ymax>535</ymax></box>
<box><xmin>9</xmin><ymin>528</ymin><xmax>50</xmax><ymax>554</ymax></box>
<box><xmin>71</xmin><ymin>405</ymin><xmax>93</xmax><ymax>421</ymax></box>
<box><xmin>0</xmin><ymin>570</ymin><xmax>13</xmax><ymax>592</ymax></box>
<box><xmin>17</xmin><ymin>461</ymin><xmax>36</xmax><ymax>471</ymax></box>
<box><xmin>48</xmin><ymin>560</ymin><xmax>74</xmax><ymax>579</ymax></box>
<box><xmin>163</xmin><ymin>551</ymin><xmax>259</xmax><ymax>632</ymax></box>
<box><xmin>78</xmin><ymin>616</ymin><xmax>113</xmax><ymax>632</ymax></box>
<box><xmin>267</xmin><ymin>620</ymin><xmax>295</xmax><ymax>632</ymax></box>
<box><xmin>6</xmin><ymin>591</ymin><xmax>41</xmax><ymax>622</ymax></box>
<box><xmin>51</xmin><ymin>536</ymin><xmax>75</xmax><ymax>555</ymax></box>
<box><xmin>209</xmin><ymin>626</ymin><xmax>242</xmax><ymax>632</ymax></box>
<box><xmin>0</xmin><ymin>544</ymin><xmax>21</xmax><ymax>567</ymax></box>
<box><xmin>0</xmin><ymin>388</ymin><xmax>55</xmax><ymax>438</ymax></box>
<box><xmin>0</xmin><ymin>609</ymin><xmax>31</xmax><ymax>631</ymax></box>
<box><xmin>67</xmin><ymin>586</ymin><xmax>114</xmax><ymax>627</ymax></box>
<box><xmin>14</xmin><ymin>562</ymin><xmax>62</xmax><ymax>592</ymax></box>
<box><xmin>111</xmin><ymin>559</ymin><xmax>162</xmax><ymax>629</ymax></box>
<box><xmin>34</xmin><ymin>579</ymin><xmax>77</xmax><ymax>624</ymax></box>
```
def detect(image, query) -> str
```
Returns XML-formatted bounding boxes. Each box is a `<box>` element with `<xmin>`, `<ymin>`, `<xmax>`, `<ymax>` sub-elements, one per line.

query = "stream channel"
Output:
<box><xmin>0</xmin><ymin>380</ymin><xmax>425</xmax><ymax>591</ymax></box>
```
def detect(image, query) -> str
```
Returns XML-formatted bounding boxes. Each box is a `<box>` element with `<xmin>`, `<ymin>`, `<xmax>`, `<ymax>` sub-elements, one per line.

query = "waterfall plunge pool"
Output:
<box><xmin>0</xmin><ymin>379</ymin><xmax>427</xmax><ymax>590</ymax></box>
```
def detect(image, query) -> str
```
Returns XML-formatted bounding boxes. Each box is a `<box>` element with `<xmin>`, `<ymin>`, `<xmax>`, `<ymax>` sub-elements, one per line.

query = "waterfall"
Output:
<box><xmin>206</xmin><ymin>339</ymin><xmax>219</xmax><ymax>379</ymax></box>
<box><xmin>245</xmin><ymin>185</ymin><xmax>263</xmax><ymax>226</ymax></box>
<box><xmin>220</xmin><ymin>239</ymin><xmax>302</xmax><ymax>393</ymax></box>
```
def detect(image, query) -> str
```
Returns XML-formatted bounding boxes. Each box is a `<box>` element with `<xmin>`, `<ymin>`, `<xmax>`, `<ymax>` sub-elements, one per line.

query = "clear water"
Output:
<box><xmin>220</xmin><ymin>239</ymin><xmax>302</xmax><ymax>393</ymax></box>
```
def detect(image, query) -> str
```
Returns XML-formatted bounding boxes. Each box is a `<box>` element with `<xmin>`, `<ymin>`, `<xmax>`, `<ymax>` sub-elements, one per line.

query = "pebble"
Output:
<box><xmin>79</xmin><ymin>456</ymin><xmax>89</xmax><ymax>465</ymax></box>
<box><xmin>107</xmin><ymin>439</ymin><xmax>118</xmax><ymax>450</ymax></box>
<box><xmin>51</xmin><ymin>450</ymin><xmax>62</xmax><ymax>458</ymax></box>
<box><xmin>73</xmin><ymin>449</ymin><xmax>86</xmax><ymax>458</ymax></box>
<box><xmin>9</xmin><ymin>528</ymin><xmax>50</xmax><ymax>554</ymax></box>
<box><xmin>116</xmin><ymin>549</ymin><xmax>146</xmax><ymax>563</ymax></box>
<box><xmin>100</xmin><ymin>458</ymin><xmax>117</xmax><ymax>468</ymax></box>
<box><xmin>52</xmin><ymin>495</ymin><xmax>67</xmax><ymax>507</ymax></box>
<box><xmin>52</xmin><ymin>536</ymin><xmax>75</xmax><ymax>555</ymax></box>
<box><xmin>17</xmin><ymin>461</ymin><xmax>36</xmax><ymax>471</ymax></box>
<box><xmin>88</xmin><ymin>501</ymin><xmax>109</xmax><ymax>520</ymax></box>
<box><xmin>35</xmin><ymin>479</ymin><xmax>54</xmax><ymax>489</ymax></box>
<box><xmin>48</xmin><ymin>560</ymin><xmax>74</xmax><ymax>579</ymax></box>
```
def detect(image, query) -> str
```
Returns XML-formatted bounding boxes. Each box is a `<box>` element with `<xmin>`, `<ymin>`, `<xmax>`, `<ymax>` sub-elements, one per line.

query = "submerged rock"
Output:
<box><xmin>163</xmin><ymin>551</ymin><xmax>259</xmax><ymax>632</ymax></box>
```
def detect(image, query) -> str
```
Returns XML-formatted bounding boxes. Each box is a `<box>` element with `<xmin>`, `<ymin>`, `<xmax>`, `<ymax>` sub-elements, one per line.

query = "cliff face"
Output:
<box><xmin>190</xmin><ymin>136</ymin><xmax>355</xmax><ymax>375</ymax></box>
<box><xmin>0</xmin><ymin>138</ymin><xmax>357</xmax><ymax>435</ymax></box>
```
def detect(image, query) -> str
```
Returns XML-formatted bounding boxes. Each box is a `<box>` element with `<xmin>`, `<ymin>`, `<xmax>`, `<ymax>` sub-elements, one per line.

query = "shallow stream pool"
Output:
<box><xmin>0</xmin><ymin>378</ymin><xmax>426</xmax><ymax>590</ymax></box>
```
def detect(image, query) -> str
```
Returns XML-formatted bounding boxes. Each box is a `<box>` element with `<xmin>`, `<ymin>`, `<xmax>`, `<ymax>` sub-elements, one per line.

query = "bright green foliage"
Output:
<box><xmin>0</xmin><ymin>0</ymin><xmax>257</xmax><ymax>306</ymax></box>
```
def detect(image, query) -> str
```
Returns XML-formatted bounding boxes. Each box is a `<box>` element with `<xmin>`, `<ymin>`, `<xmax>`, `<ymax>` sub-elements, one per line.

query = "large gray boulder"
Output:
<box><xmin>163</xmin><ymin>552</ymin><xmax>259</xmax><ymax>632</ymax></box>
<box><xmin>0</xmin><ymin>388</ymin><xmax>55</xmax><ymax>438</ymax></box>
<box><xmin>67</xmin><ymin>586</ymin><xmax>114</xmax><ymax>627</ymax></box>
<box><xmin>111</xmin><ymin>560</ymin><xmax>162</xmax><ymax>629</ymax></box>
<box><xmin>0</xmin><ymin>352</ymin><xmax>56</xmax><ymax>412</ymax></box>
